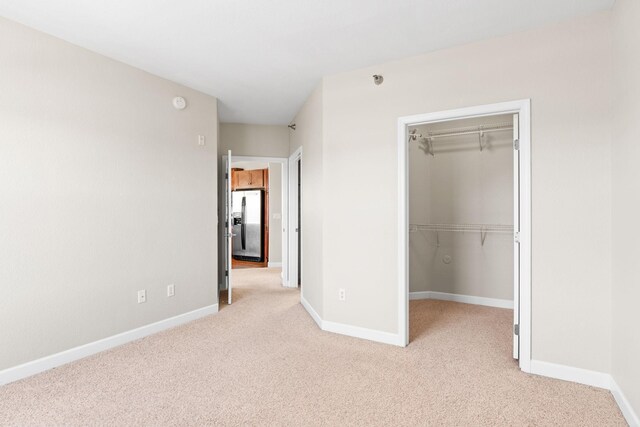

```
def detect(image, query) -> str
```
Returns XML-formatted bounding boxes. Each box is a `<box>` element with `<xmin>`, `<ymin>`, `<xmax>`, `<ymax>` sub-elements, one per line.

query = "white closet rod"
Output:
<box><xmin>409</xmin><ymin>122</ymin><xmax>513</xmax><ymax>140</ymax></box>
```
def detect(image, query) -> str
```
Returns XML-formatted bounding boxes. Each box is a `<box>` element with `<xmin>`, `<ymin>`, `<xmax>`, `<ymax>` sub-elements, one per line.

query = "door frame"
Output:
<box><xmin>397</xmin><ymin>99</ymin><xmax>532</xmax><ymax>373</ymax></box>
<box><xmin>220</xmin><ymin>155</ymin><xmax>290</xmax><ymax>287</ymax></box>
<box><xmin>288</xmin><ymin>147</ymin><xmax>302</xmax><ymax>289</ymax></box>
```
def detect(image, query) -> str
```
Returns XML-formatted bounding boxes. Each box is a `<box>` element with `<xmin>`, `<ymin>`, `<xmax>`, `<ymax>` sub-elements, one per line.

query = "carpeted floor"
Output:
<box><xmin>0</xmin><ymin>268</ymin><xmax>626</xmax><ymax>426</ymax></box>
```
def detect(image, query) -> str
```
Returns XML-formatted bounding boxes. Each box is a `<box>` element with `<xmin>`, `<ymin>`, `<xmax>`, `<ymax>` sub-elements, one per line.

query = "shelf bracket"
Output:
<box><xmin>408</xmin><ymin>129</ymin><xmax>420</xmax><ymax>143</ymax></box>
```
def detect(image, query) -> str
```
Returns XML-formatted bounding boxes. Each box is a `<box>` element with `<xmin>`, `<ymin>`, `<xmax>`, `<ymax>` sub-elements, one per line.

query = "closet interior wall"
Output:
<box><xmin>409</xmin><ymin>114</ymin><xmax>514</xmax><ymax>301</ymax></box>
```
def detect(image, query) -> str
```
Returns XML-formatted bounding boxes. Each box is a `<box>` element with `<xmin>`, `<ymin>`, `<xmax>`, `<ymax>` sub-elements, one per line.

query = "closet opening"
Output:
<box><xmin>398</xmin><ymin>100</ymin><xmax>531</xmax><ymax>372</ymax></box>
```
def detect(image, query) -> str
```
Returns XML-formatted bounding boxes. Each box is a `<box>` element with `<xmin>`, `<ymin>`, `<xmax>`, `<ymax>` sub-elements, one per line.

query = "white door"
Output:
<box><xmin>226</xmin><ymin>150</ymin><xmax>233</xmax><ymax>304</ymax></box>
<box><xmin>513</xmin><ymin>114</ymin><xmax>520</xmax><ymax>359</ymax></box>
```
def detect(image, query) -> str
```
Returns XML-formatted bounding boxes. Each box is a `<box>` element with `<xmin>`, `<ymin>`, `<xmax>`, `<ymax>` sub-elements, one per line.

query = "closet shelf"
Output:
<box><xmin>409</xmin><ymin>223</ymin><xmax>514</xmax><ymax>233</ymax></box>
<box><xmin>410</xmin><ymin>223</ymin><xmax>514</xmax><ymax>246</ymax></box>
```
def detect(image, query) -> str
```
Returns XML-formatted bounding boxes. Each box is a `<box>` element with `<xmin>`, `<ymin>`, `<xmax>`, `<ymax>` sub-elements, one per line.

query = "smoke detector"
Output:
<box><xmin>172</xmin><ymin>96</ymin><xmax>187</xmax><ymax>110</ymax></box>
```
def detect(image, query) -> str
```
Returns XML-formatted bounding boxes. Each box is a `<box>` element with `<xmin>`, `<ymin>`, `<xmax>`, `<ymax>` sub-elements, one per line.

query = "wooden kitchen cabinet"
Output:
<box><xmin>249</xmin><ymin>170</ymin><xmax>264</xmax><ymax>187</ymax></box>
<box><xmin>233</xmin><ymin>169</ymin><xmax>264</xmax><ymax>189</ymax></box>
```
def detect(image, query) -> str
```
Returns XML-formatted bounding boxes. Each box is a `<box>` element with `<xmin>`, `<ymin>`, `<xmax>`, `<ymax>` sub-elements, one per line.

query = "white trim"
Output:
<box><xmin>222</xmin><ymin>155</ymin><xmax>289</xmax><ymax>288</ymax></box>
<box><xmin>322</xmin><ymin>320</ymin><xmax>403</xmax><ymax>346</ymax></box>
<box><xmin>529</xmin><ymin>360</ymin><xmax>611</xmax><ymax>389</ymax></box>
<box><xmin>529</xmin><ymin>360</ymin><xmax>640</xmax><ymax>426</ymax></box>
<box><xmin>300</xmin><ymin>296</ymin><xmax>403</xmax><ymax>346</ymax></box>
<box><xmin>408</xmin><ymin>291</ymin><xmax>432</xmax><ymax>301</ymax></box>
<box><xmin>227</xmin><ymin>155</ymin><xmax>286</xmax><ymax>163</ymax></box>
<box><xmin>227</xmin><ymin>151</ymin><xmax>233</xmax><ymax>304</ymax></box>
<box><xmin>409</xmin><ymin>291</ymin><xmax>514</xmax><ymax>309</ymax></box>
<box><xmin>0</xmin><ymin>304</ymin><xmax>218</xmax><ymax>386</ymax></box>
<box><xmin>267</xmin><ymin>261</ymin><xmax>282</xmax><ymax>268</ymax></box>
<box><xmin>518</xmin><ymin>99</ymin><xmax>532</xmax><ymax>373</ymax></box>
<box><xmin>397</xmin><ymin>99</ymin><xmax>532</xmax><ymax>371</ymax></box>
<box><xmin>611</xmin><ymin>377</ymin><xmax>640</xmax><ymax>427</ymax></box>
<box><xmin>300</xmin><ymin>295</ymin><xmax>322</xmax><ymax>328</ymax></box>
<box><xmin>288</xmin><ymin>147</ymin><xmax>302</xmax><ymax>290</ymax></box>
<box><xmin>398</xmin><ymin>117</ymin><xmax>409</xmax><ymax>348</ymax></box>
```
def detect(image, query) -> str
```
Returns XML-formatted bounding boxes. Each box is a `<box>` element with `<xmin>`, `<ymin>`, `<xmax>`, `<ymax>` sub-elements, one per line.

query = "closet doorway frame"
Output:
<box><xmin>397</xmin><ymin>99</ymin><xmax>532</xmax><ymax>373</ymax></box>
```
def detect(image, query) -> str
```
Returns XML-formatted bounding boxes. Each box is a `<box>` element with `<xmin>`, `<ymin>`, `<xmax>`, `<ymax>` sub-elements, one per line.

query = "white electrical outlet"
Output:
<box><xmin>338</xmin><ymin>288</ymin><xmax>346</xmax><ymax>301</ymax></box>
<box><xmin>137</xmin><ymin>290</ymin><xmax>146</xmax><ymax>304</ymax></box>
<box><xmin>167</xmin><ymin>284</ymin><xmax>175</xmax><ymax>297</ymax></box>
<box><xmin>198</xmin><ymin>135</ymin><xmax>206</xmax><ymax>146</ymax></box>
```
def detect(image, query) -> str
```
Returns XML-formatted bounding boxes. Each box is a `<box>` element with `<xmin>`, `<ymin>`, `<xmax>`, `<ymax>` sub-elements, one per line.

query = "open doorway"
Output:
<box><xmin>398</xmin><ymin>100</ymin><xmax>531</xmax><ymax>372</ymax></box>
<box><xmin>220</xmin><ymin>154</ymin><xmax>290</xmax><ymax>305</ymax></box>
<box><xmin>229</xmin><ymin>160</ymin><xmax>281</xmax><ymax>269</ymax></box>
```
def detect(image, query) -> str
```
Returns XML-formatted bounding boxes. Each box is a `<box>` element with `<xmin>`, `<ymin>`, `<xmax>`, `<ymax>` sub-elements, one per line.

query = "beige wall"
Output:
<box><xmin>320</xmin><ymin>13</ymin><xmax>613</xmax><ymax>372</ymax></box>
<box><xmin>289</xmin><ymin>85</ymin><xmax>324</xmax><ymax>316</ymax></box>
<box><xmin>219</xmin><ymin>123</ymin><xmax>290</xmax><ymax>158</ymax></box>
<box><xmin>0</xmin><ymin>17</ymin><xmax>219</xmax><ymax>370</ymax></box>
<box><xmin>409</xmin><ymin>115</ymin><xmax>514</xmax><ymax>300</ymax></box>
<box><xmin>612</xmin><ymin>0</ymin><xmax>640</xmax><ymax>417</ymax></box>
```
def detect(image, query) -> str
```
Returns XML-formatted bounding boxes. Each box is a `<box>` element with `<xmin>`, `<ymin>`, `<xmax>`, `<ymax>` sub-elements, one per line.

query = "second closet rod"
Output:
<box><xmin>410</xmin><ymin>122</ymin><xmax>513</xmax><ymax>140</ymax></box>
<box><xmin>410</xmin><ymin>223</ymin><xmax>514</xmax><ymax>233</ymax></box>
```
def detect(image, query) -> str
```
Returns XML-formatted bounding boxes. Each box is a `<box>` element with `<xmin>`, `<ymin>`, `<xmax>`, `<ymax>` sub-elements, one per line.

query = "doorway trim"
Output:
<box><xmin>288</xmin><ymin>147</ymin><xmax>302</xmax><ymax>289</ymax></box>
<box><xmin>221</xmin><ymin>155</ymin><xmax>289</xmax><ymax>287</ymax></box>
<box><xmin>397</xmin><ymin>99</ymin><xmax>532</xmax><ymax>373</ymax></box>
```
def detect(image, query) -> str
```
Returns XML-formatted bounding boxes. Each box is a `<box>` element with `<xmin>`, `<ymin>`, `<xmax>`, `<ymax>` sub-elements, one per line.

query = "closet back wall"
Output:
<box><xmin>409</xmin><ymin>115</ymin><xmax>513</xmax><ymax>301</ymax></box>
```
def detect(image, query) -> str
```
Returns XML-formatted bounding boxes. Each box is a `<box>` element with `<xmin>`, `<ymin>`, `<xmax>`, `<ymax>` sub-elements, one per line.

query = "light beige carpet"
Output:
<box><xmin>0</xmin><ymin>268</ymin><xmax>626</xmax><ymax>426</ymax></box>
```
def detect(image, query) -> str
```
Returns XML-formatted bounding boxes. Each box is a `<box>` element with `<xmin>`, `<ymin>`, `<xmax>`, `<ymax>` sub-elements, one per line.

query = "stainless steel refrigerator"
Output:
<box><xmin>231</xmin><ymin>189</ymin><xmax>264</xmax><ymax>262</ymax></box>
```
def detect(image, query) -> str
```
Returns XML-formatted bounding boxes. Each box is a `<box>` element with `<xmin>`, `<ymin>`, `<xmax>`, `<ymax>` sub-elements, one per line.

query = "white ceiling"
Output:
<box><xmin>0</xmin><ymin>0</ymin><xmax>614</xmax><ymax>124</ymax></box>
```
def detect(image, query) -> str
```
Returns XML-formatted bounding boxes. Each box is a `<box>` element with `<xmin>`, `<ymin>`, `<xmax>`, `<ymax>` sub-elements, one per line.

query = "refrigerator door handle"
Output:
<box><xmin>241</xmin><ymin>196</ymin><xmax>247</xmax><ymax>250</ymax></box>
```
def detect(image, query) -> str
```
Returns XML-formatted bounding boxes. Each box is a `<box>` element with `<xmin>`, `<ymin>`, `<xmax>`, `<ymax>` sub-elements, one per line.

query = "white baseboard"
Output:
<box><xmin>0</xmin><ymin>304</ymin><xmax>219</xmax><ymax>386</ymax></box>
<box><xmin>611</xmin><ymin>377</ymin><xmax>640</xmax><ymax>427</ymax></box>
<box><xmin>529</xmin><ymin>360</ymin><xmax>611</xmax><ymax>389</ymax></box>
<box><xmin>300</xmin><ymin>295</ymin><xmax>322</xmax><ymax>328</ymax></box>
<box><xmin>300</xmin><ymin>296</ymin><xmax>403</xmax><ymax>346</ymax></box>
<box><xmin>409</xmin><ymin>291</ymin><xmax>513</xmax><ymax>309</ymax></box>
<box><xmin>283</xmin><ymin>279</ymin><xmax>298</xmax><ymax>289</ymax></box>
<box><xmin>529</xmin><ymin>360</ymin><xmax>639</xmax><ymax>426</ymax></box>
<box><xmin>322</xmin><ymin>320</ymin><xmax>403</xmax><ymax>346</ymax></box>
<box><xmin>268</xmin><ymin>262</ymin><xmax>282</xmax><ymax>268</ymax></box>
